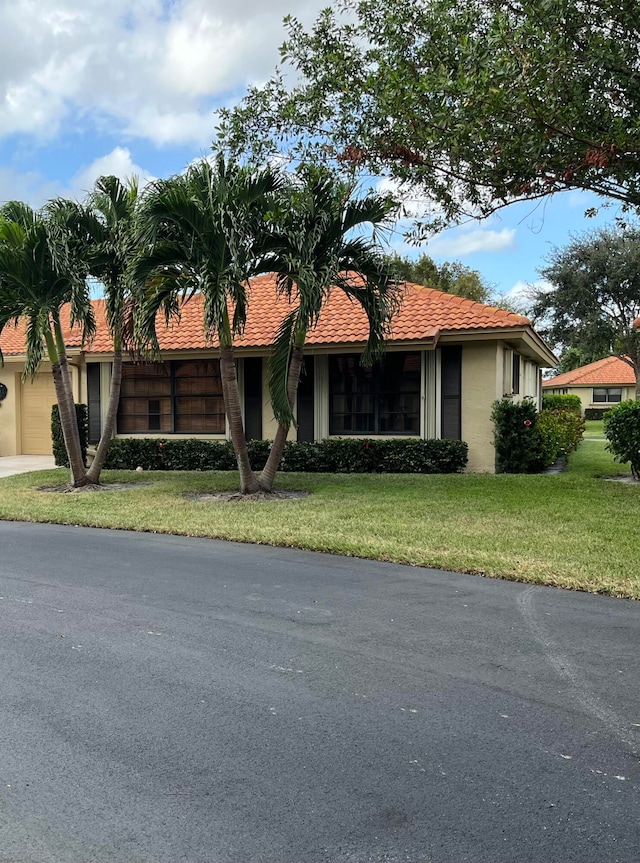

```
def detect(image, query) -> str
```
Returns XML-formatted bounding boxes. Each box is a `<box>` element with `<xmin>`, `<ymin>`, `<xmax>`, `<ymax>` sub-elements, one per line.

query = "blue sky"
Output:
<box><xmin>0</xmin><ymin>1</ymin><xmax>624</xmax><ymax>307</ymax></box>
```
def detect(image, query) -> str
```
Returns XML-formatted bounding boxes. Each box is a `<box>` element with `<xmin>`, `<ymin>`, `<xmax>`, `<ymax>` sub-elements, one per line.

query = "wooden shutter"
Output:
<box><xmin>244</xmin><ymin>357</ymin><xmax>263</xmax><ymax>441</ymax></box>
<box><xmin>441</xmin><ymin>347</ymin><xmax>462</xmax><ymax>440</ymax></box>
<box><xmin>87</xmin><ymin>363</ymin><xmax>101</xmax><ymax>444</ymax></box>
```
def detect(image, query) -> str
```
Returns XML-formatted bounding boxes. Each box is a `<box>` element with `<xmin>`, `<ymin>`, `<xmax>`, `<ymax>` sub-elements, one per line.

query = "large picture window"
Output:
<box><xmin>329</xmin><ymin>352</ymin><xmax>421</xmax><ymax>435</ymax></box>
<box><xmin>118</xmin><ymin>360</ymin><xmax>225</xmax><ymax>434</ymax></box>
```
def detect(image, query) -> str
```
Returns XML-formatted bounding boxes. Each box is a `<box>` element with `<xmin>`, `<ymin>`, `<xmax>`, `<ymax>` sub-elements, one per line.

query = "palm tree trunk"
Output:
<box><xmin>259</xmin><ymin>343</ymin><xmax>305</xmax><ymax>492</ymax></box>
<box><xmin>53</xmin><ymin>314</ymin><xmax>75</xmax><ymax>401</ymax></box>
<box><xmin>86</xmin><ymin>347</ymin><xmax>122</xmax><ymax>484</ymax></box>
<box><xmin>52</xmin><ymin>315</ymin><xmax>86</xmax><ymax>471</ymax></box>
<box><xmin>44</xmin><ymin>331</ymin><xmax>88</xmax><ymax>487</ymax></box>
<box><xmin>219</xmin><ymin>345</ymin><xmax>260</xmax><ymax>494</ymax></box>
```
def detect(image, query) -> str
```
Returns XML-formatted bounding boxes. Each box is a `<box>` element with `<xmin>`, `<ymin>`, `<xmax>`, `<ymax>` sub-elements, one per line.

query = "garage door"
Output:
<box><xmin>21</xmin><ymin>373</ymin><xmax>57</xmax><ymax>454</ymax></box>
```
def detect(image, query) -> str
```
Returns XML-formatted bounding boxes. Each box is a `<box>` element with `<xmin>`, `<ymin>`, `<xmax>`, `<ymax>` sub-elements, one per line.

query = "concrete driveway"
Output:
<box><xmin>1</xmin><ymin>521</ymin><xmax>639</xmax><ymax>863</ymax></box>
<box><xmin>0</xmin><ymin>455</ymin><xmax>57</xmax><ymax>477</ymax></box>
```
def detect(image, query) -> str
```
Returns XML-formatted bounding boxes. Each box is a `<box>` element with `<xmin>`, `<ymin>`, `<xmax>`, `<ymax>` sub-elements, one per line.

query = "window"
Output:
<box><xmin>512</xmin><ymin>353</ymin><xmax>521</xmax><ymax>394</ymax></box>
<box><xmin>592</xmin><ymin>387</ymin><xmax>622</xmax><ymax>403</ymax></box>
<box><xmin>118</xmin><ymin>360</ymin><xmax>225</xmax><ymax>434</ymax></box>
<box><xmin>329</xmin><ymin>352</ymin><xmax>420</xmax><ymax>435</ymax></box>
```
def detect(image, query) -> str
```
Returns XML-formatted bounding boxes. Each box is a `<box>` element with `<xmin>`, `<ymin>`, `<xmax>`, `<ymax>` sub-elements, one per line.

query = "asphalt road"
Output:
<box><xmin>0</xmin><ymin>521</ymin><xmax>639</xmax><ymax>863</ymax></box>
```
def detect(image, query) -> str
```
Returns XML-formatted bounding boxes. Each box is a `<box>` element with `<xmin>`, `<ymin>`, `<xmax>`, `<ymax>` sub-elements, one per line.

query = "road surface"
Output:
<box><xmin>0</xmin><ymin>521</ymin><xmax>638</xmax><ymax>862</ymax></box>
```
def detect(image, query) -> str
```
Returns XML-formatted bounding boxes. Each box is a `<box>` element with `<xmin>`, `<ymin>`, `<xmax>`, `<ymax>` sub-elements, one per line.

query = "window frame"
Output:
<box><xmin>328</xmin><ymin>351</ymin><xmax>421</xmax><ymax>437</ymax></box>
<box><xmin>592</xmin><ymin>387</ymin><xmax>622</xmax><ymax>404</ymax></box>
<box><xmin>117</xmin><ymin>360</ymin><xmax>226</xmax><ymax>435</ymax></box>
<box><xmin>512</xmin><ymin>353</ymin><xmax>521</xmax><ymax>395</ymax></box>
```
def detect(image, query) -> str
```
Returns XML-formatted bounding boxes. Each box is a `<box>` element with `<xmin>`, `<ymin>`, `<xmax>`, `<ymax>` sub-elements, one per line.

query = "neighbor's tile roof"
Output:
<box><xmin>0</xmin><ymin>273</ymin><xmax>531</xmax><ymax>357</ymax></box>
<box><xmin>543</xmin><ymin>356</ymin><xmax>636</xmax><ymax>387</ymax></box>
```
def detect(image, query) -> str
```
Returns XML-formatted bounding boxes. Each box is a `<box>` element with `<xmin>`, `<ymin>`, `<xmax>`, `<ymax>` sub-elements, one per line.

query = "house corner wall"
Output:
<box><xmin>461</xmin><ymin>343</ymin><xmax>501</xmax><ymax>473</ymax></box>
<box><xmin>0</xmin><ymin>364</ymin><xmax>20</xmax><ymax>456</ymax></box>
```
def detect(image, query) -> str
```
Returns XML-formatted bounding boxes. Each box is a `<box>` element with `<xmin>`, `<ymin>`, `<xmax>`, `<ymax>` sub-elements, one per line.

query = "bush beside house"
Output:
<box><xmin>103</xmin><ymin>437</ymin><xmax>469</xmax><ymax>474</ymax></box>
<box><xmin>51</xmin><ymin>404</ymin><xmax>88</xmax><ymax>468</ymax></box>
<box><xmin>603</xmin><ymin>400</ymin><xmax>640</xmax><ymax>479</ymax></box>
<box><xmin>584</xmin><ymin>407</ymin><xmax>612</xmax><ymax>421</ymax></box>
<box><xmin>492</xmin><ymin>398</ymin><xmax>584</xmax><ymax>473</ymax></box>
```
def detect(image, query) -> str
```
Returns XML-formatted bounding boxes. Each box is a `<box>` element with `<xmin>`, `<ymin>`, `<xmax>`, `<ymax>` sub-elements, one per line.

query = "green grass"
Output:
<box><xmin>0</xmin><ymin>440</ymin><xmax>637</xmax><ymax>598</ymax></box>
<box><xmin>584</xmin><ymin>419</ymin><xmax>605</xmax><ymax>438</ymax></box>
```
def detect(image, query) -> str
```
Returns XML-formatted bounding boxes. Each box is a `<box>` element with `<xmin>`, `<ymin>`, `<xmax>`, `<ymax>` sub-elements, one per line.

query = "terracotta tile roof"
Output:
<box><xmin>543</xmin><ymin>356</ymin><xmax>636</xmax><ymax>387</ymax></box>
<box><xmin>1</xmin><ymin>273</ymin><xmax>531</xmax><ymax>357</ymax></box>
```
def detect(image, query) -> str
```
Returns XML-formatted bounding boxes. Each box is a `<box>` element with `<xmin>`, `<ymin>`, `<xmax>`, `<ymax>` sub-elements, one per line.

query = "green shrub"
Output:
<box><xmin>584</xmin><ymin>407</ymin><xmax>612</xmax><ymax>421</ymax></box>
<box><xmin>603</xmin><ymin>400</ymin><xmax>640</xmax><ymax>478</ymax></box>
<box><xmin>492</xmin><ymin>399</ymin><xmax>584</xmax><ymax>473</ymax></box>
<box><xmin>542</xmin><ymin>393</ymin><xmax>582</xmax><ymax>415</ymax></box>
<box><xmin>527</xmin><ymin>411</ymin><xmax>562</xmax><ymax>472</ymax></box>
<box><xmin>51</xmin><ymin>403</ymin><xmax>88</xmax><ymax>467</ymax></box>
<box><xmin>528</xmin><ymin>408</ymin><xmax>585</xmax><ymax>471</ymax></box>
<box><xmin>491</xmin><ymin>398</ymin><xmax>538</xmax><ymax>472</ymax></box>
<box><xmin>103</xmin><ymin>436</ymin><xmax>469</xmax><ymax>474</ymax></box>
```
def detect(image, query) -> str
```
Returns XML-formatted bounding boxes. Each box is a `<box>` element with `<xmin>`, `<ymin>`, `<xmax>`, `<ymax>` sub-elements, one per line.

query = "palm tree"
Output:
<box><xmin>53</xmin><ymin>176</ymin><xmax>141</xmax><ymax>484</ymax></box>
<box><xmin>133</xmin><ymin>156</ymin><xmax>282</xmax><ymax>494</ymax></box>
<box><xmin>0</xmin><ymin>202</ymin><xmax>94</xmax><ymax>486</ymax></box>
<box><xmin>258</xmin><ymin>169</ymin><xmax>401</xmax><ymax>492</ymax></box>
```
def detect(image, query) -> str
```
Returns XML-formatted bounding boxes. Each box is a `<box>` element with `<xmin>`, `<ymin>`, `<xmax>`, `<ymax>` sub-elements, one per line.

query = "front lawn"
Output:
<box><xmin>584</xmin><ymin>419</ymin><xmax>605</xmax><ymax>438</ymax></box>
<box><xmin>0</xmin><ymin>440</ymin><xmax>637</xmax><ymax>598</ymax></box>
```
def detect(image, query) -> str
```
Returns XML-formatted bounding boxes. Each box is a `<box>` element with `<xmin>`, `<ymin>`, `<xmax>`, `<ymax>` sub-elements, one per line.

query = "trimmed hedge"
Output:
<box><xmin>584</xmin><ymin>407</ymin><xmax>612</xmax><ymax>421</ymax></box>
<box><xmin>527</xmin><ymin>408</ymin><xmax>585</xmax><ymax>472</ymax></box>
<box><xmin>603</xmin><ymin>400</ymin><xmax>640</xmax><ymax>479</ymax></box>
<box><xmin>492</xmin><ymin>398</ymin><xmax>584</xmax><ymax>473</ymax></box>
<box><xmin>491</xmin><ymin>398</ymin><xmax>538</xmax><ymax>473</ymax></box>
<box><xmin>103</xmin><ymin>437</ymin><xmax>469</xmax><ymax>474</ymax></box>
<box><xmin>51</xmin><ymin>403</ymin><xmax>88</xmax><ymax>467</ymax></box>
<box><xmin>542</xmin><ymin>393</ymin><xmax>582</xmax><ymax>415</ymax></box>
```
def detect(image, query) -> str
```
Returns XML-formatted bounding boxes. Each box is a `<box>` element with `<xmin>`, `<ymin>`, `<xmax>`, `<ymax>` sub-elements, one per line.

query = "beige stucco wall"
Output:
<box><xmin>461</xmin><ymin>342</ymin><xmax>501</xmax><ymax>473</ymax></box>
<box><xmin>260</xmin><ymin>359</ymin><xmax>296</xmax><ymax>441</ymax></box>
<box><xmin>0</xmin><ymin>361</ymin><xmax>84</xmax><ymax>456</ymax></box>
<box><xmin>0</xmin><ymin>364</ymin><xmax>21</xmax><ymax>456</ymax></box>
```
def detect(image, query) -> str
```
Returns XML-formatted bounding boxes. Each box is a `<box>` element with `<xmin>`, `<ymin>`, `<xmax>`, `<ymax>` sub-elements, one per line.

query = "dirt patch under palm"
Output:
<box><xmin>185</xmin><ymin>490</ymin><xmax>309</xmax><ymax>503</ymax></box>
<box><xmin>39</xmin><ymin>482</ymin><xmax>151</xmax><ymax>494</ymax></box>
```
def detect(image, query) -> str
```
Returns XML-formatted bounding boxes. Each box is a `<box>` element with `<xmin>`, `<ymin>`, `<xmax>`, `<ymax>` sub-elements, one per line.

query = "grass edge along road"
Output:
<box><xmin>0</xmin><ymin>440</ymin><xmax>637</xmax><ymax>599</ymax></box>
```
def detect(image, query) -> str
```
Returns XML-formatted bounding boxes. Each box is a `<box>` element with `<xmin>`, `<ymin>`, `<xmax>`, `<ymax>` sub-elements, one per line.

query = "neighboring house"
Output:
<box><xmin>543</xmin><ymin>356</ymin><xmax>637</xmax><ymax>413</ymax></box>
<box><xmin>0</xmin><ymin>275</ymin><xmax>556</xmax><ymax>472</ymax></box>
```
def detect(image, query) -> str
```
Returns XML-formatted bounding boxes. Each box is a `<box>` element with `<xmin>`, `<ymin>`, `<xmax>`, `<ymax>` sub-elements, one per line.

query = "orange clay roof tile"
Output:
<box><xmin>542</xmin><ymin>356</ymin><xmax>636</xmax><ymax>387</ymax></box>
<box><xmin>1</xmin><ymin>274</ymin><xmax>531</xmax><ymax>357</ymax></box>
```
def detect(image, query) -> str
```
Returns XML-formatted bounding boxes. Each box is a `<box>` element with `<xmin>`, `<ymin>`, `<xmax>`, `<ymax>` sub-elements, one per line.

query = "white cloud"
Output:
<box><xmin>507</xmin><ymin>278</ymin><xmax>553</xmax><ymax>304</ymax></box>
<box><xmin>376</xmin><ymin>177</ymin><xmax>444</xmax><ymax>222</ymax></box>
<box><xmin>427</xmin><ymin>227</ymin><xmax>516</xmax><ymax>257</ymax></box>
<box><xmin>0</xmin><ymin>168</ymin><xmax>64</xmax><ymax>207</ymax></box>
<box><xmin>0</xmin><ymin>0</ymin><xmax>324</xmax><ymax>147</ymax></box>
<box><xmin>511</xmin><ymin>278</ymin><xmax>553</xmax><ymax>294</ymax></box>
<box><xmin>71</xmin><ymin>147</ymin><xmax>156</xmax><ymax>197</ymax></box>
<box><xmin>0</xmin><ymin>147</ymin><xmax>156</xmax><ymax>208</ymax></box>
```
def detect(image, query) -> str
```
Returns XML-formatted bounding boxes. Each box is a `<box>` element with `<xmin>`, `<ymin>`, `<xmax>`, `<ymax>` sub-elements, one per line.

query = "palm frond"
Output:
<box><xmin>268</xmin><ymin>310</ymin><xmax>299</xmax><ymax>426</ymax></box>
<box><xmin>23</xmin><ymin>311</ymin><xmax>48</xmax><ymax>380</ymax></box>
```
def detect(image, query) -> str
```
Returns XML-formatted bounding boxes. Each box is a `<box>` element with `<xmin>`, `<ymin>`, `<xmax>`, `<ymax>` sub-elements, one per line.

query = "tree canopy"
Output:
<box><xmin>0</xmin><ymin>201</ymin><xmax>95</xmax><ymax>485</ymax></box>
<box><xmin>533</xmin><ymin>225</ymin><xmax>640</xmax><ymax>395</ymax></box>
<box><xmin>258</xmin><ymin>166</ymin><xmax>399</xmax><ymax>490</ymax></box>
<box><xmin>386</xmin><ymin>253</ymin><xmax>492</xmax><ymax>303</ymax></box>
<box><xmin>219</xmin><ymin>0</ymin><xmax>640</xmax><ymax>233</ymax></box>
